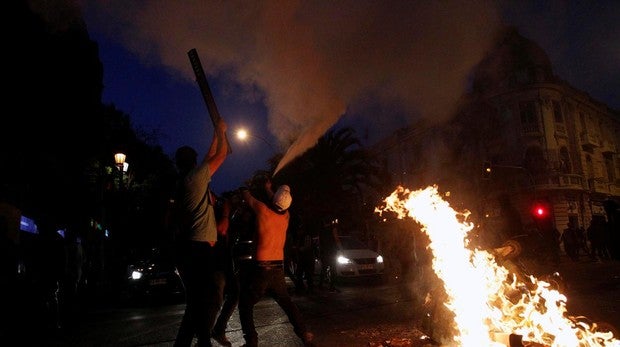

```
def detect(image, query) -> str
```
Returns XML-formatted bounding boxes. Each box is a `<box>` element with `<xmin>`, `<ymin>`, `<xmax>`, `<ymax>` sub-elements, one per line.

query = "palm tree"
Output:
<box><xmin>274</xmin><ymin>127</ymin><xmax>388</xmax><ymax>234</ymax></box>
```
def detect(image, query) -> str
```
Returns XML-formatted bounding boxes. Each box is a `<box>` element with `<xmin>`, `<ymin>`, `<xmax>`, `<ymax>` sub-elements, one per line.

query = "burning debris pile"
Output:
<box><xmin>376</xmin><ymin>185</ymin><xmax>619</xmax><ymax>347</ymax></box>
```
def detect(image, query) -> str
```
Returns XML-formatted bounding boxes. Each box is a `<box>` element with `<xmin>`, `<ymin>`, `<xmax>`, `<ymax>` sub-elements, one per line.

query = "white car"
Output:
<box><xmin>315</xmin><ymin>235</ymin><xmax>385</xmax><ymax>278</ymax></box>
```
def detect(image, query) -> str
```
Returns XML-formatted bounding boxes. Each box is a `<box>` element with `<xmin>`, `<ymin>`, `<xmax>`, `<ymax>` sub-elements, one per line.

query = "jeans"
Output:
<box><xmin>238</xmin><ymin>263</ymin><xmax>308</xmax><ymax>347</ymax></box>
<box><xmin>211</xmin><ymin>258</ymin><xmax>239</xmax><ymax>336</ymax></box>
<box><xmin>174</xmin><ymin>241</ymin><xmax>226</xmax><ymax>347</ymax></box>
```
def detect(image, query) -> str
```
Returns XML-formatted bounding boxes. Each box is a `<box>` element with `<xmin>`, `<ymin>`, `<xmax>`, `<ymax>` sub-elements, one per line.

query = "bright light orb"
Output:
<box><xmin>236</xmin><ymin>129</ymin><xmax>248</xmax><ymax>140</ymax></box>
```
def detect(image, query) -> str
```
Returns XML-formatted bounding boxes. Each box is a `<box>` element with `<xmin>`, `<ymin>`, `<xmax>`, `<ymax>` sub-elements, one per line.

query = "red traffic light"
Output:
<box><xmin>532</xmin><ymin>203</ymin><xmax>548</xmax><ymax>218</ymax></box>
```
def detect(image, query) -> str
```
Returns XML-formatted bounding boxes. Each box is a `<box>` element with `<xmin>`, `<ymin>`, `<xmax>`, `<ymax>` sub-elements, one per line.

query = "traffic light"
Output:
<box><xmin>531</xmin><ymin>201</ymin><xmax>553</xmax><ymax>232</ymax></box>
<box><xmin>532</xmin><ymin>203</ymin><xmax>548</xmax><ymax>219</ymax></box>
<box><xmin>482</xmin><ymin>161</ymin><xmax>492</xmax><ymax>179</ymax></box>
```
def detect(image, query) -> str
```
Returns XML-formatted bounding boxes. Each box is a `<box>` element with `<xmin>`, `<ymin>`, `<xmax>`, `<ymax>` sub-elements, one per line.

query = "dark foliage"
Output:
<box><xmin>2</xmin><ymin>1</ymin><xmax>176</xmax><ymax>249</ymax></box>
<box><xmin>272</xmin><ymin>127</ymin><xmax>389</xmax><ymax>234</ymax></box>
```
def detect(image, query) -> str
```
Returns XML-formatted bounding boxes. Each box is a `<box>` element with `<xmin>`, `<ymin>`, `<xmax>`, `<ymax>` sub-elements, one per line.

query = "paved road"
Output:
<box><xmin>25</xmin><ymin>257</ymin><xmax>620</xmax><ymax>347</ymax></box>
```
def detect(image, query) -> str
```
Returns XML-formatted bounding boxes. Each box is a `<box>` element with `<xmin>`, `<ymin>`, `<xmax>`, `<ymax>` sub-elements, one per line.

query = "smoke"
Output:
<box><xmin>80</xmin><ymin>0</ymin><xmax>501</xmax><ymax>173</ymax></box>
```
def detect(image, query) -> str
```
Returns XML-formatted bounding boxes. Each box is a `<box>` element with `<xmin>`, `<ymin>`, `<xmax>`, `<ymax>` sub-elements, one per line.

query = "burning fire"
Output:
<box><xmin>376</xmin><ymin>185</ymin><xmax>619</xmax><ymax>347</ymax></box>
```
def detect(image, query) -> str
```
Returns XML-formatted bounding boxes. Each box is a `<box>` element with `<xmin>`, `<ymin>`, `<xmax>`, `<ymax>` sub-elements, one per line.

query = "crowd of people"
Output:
<box><xmin>560</xmin><ymin>216</ymin><xmax>616</xmax><ymax>263</ymax></box>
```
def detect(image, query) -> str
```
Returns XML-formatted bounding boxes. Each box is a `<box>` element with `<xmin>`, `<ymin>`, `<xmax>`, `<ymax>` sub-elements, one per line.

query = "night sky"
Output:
<box><xmin>61</xmin><ymin>1</ymin><xmax>620</xmax><ymax>193</ymax></box>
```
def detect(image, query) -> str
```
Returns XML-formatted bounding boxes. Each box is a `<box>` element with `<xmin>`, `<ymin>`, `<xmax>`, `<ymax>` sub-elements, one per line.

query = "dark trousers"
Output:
<box><xmin>174</xmin><ymin>241</ymin><xmax>226</xmax><ymax>347</ymax></box>
<box><xmin>295</xmin><ymin>252</ymin><xmax>315</xmax><ymax>292</ymax></box>
<box><xmin>212</xmin><ymin>260</ymin><xmax>240</xmax><ymax>336</ymax></box>
<box><xmin>238</xmin><ymin>263</ymin><xmax>308</xmax><ymax>347</ymax></box>
<box><xmin>319</xmin><ymin>254</ymin><xmax>337</xmax><ymax>289</ymax></box>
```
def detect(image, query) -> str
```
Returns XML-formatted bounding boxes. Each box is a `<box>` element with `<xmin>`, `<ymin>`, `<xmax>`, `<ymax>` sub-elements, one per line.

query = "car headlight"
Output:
<box><xmin>337</xmin><ymin>255</ymin><xmax>352</xmax><ymax>264</ymax></box>
<box><xmin>376</xmin><ymin>255</ymin><xmax>384</xmax><ymax>263</ymax></box>
<box><xmin>131</xmin><ymin>270</ymin><xmax>143</xmax><ymax>280</ymax></box>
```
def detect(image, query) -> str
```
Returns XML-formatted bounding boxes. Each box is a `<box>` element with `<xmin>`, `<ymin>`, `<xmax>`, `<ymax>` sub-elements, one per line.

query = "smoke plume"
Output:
<box><xmin>80</xmin><ymin>0</ymin><xmax>501</xmax><ymax>173</ymax></box>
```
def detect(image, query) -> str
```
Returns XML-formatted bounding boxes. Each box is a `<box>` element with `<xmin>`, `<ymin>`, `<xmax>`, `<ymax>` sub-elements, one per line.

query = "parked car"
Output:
<box><xmin>124</xmin><ymin>247</ymin><xmax>184</xmax><ymax>302</ymax></box>
<box><xmin>314</xmin><ymin>235</ymin><xmax>385</xmax><ymax>279</ymax></box>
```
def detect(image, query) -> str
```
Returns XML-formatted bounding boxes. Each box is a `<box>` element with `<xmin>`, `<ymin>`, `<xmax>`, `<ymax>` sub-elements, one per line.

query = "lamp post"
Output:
<box><xmin>114</xmin><ymin>152</ymin><xmax>128</xmax><ymax>189</ymax></box>
<box><xmin>235</xmin><ymin>128</ymin><xmax>277</xmax><ymax>151</ymax></box>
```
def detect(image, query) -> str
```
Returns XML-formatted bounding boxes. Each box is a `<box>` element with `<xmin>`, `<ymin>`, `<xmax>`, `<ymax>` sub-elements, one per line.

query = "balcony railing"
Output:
<box><xmin>532</xmin><ymin>174</ymin><xmax>585</xmax><ymax>190</ymax></box>
<box><xmin>588</xmin><ymin>178</ymin><xmax>615</xmax><ymax>193</ymax></box>
<box><xmin>600</xmin><ymin>140</ymin><xmax>617</xmax><ymax>154</ymax></box>
<box><xmin>580</xmin><ymin>131</ymin><xmax>600</xmax><ymax>148</ymax></box>
<box><xmin>521</xmin><ymin>122</ymin><xmax>541</xmax><ymax>134</ymax></box>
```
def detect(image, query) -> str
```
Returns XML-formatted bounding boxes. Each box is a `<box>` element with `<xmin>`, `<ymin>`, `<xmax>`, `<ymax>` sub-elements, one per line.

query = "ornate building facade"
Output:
<box><xmin>371</xmin><ymin>28</ymin><xmax>619</xmax><ymax>242</ymax></box>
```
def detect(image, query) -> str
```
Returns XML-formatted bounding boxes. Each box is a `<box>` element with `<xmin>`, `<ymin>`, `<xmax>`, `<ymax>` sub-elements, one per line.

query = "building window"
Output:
<box><xmin>519</xmin><ymin>101</ymin><xmax>538</xmax><ymax>132</ymax></box>
<box><xmin>579</xmin><ymin>112</ymin><xmax>587</xmax><ymax>130</ymax></box>
<box><xmin>523</xmin><ymin>146</ymin><xmax>546</xmax><ymax>177</ymax></box>
<box><xmin>604</xmin><ymin>153</ymin><xmax>615</xmax><ymax>182</ymax></box>
<box><xmin>586</xmin><ymin>155</ymin><xmax>594</xmax><ymax>179</ymax></box>
<box><xmin>552</xmin><ymin>100</ymin><xmax>564</xmax><ymax>123</ymax></box>
<box><xmin>559</xmin><ymin>147</ymin><xmax>571</xmax><ymax>173</ymax></box>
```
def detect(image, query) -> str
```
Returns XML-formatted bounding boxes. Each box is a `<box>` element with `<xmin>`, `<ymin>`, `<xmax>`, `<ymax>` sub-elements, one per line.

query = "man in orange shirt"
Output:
<box><xmin>238</xmin><ymin>181</ymin><xmax>314</xmax><ymax>347</ymax></box>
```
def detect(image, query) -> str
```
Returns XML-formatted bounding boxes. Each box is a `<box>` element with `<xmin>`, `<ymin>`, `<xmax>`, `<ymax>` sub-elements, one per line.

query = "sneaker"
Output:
<box><xmin>212</xmin><ymin>333</ymin><xmax>232</xmax><ymax>347</ymax></box>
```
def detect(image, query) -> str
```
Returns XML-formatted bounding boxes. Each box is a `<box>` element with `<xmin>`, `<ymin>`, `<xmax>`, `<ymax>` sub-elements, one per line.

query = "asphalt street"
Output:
<box><xmin>28</xmin><ymin>256</ymin><xmax>620</xmax><ymax>347</ymax></box>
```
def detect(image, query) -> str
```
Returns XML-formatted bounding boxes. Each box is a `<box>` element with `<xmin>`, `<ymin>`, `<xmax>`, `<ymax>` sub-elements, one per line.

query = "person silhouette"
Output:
<box><xmin>210</xmin><ymin>191</ymin><xmax>237</xmax><ymax>347</ymax></box>
<box><xmin>172</xmin><ymin>118</ymin><xmax>229</xmax><ymax>347</ymax></box>
<box><xmin>319</xmin><ymin>222</ymin><xmax>340</xmax><ymax>292</ymax></box>
<box><xmin>237</xmin><ymin>181</ymin><xmax>315</xmax><ymax>347</ymax></box>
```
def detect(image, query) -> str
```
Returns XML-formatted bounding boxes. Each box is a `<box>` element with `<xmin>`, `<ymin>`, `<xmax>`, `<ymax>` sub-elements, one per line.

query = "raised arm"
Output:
<box><xmin>204</xmin><ymin>118</ymin><xmax>229</xmax><ymax>175</ymax></box>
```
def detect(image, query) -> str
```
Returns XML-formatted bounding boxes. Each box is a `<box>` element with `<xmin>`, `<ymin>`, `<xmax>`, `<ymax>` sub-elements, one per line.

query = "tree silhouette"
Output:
<box><xmin>274</xmin><ymin>127</ymin><xmax>388</xmax><ymax>234</ymax></box>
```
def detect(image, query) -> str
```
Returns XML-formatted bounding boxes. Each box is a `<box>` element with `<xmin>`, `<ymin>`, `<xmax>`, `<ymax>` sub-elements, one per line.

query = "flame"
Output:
<box><xmin>376</xmin><ymin>185</ymin><xmax>619</xmax><ymax>347</ymax></box>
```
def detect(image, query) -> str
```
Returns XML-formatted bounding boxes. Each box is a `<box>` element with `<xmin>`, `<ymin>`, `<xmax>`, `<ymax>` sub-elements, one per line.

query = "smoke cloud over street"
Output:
<box><xmin>77</xmin><ymin>0</ymin><xmax>501</xmax><ymax>171</ymax></box>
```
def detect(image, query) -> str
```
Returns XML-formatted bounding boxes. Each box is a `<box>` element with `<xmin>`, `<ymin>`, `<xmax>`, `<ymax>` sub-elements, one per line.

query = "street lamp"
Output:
<box><xmin>114</xmin><ymin>152</ymin><xmax>126</xmax><ymax>170</ymax></box>
<box><xmin>235</xmin><ymin>128</ymin><xmax>276</xmax><ymax>151</ymax></box>
<box><xmin>114</xmin><ymin>152</ymin><xmax>128</xmax><ymax>189</ymax></box>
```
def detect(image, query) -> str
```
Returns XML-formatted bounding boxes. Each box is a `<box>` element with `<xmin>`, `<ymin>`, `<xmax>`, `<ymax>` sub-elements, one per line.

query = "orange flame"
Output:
<box><xmin>376</xmin><ymin>185</ymin><xmax>619</xmax><ymax>347</ymax></box>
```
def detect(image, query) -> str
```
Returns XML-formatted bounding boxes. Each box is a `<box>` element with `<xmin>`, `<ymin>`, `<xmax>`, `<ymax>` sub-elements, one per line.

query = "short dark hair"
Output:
<box><xmin>175</xmin><ymin>145</ymin><xmax>198</xmax><ymax>173</ymax></box>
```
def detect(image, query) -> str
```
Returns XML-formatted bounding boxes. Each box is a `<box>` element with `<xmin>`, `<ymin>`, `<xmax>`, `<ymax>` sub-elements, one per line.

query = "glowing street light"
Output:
<box><xmin>235</xmin><ymin>128</ymin><xmax>276</xmax><ymax>151</ymax></box>
<box><xmin>114</xmin><ymin>152</ymin><xmax>128</xmax><ymax>189</ymax></box>
<box><xmin>114</xmin><ymin>152</ymin><xmax>126</xmax><ymax>171</ymax></box>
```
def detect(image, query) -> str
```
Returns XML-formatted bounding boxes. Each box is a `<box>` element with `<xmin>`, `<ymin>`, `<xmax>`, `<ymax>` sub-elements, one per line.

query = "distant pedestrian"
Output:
<box><xmin>318</xmin><ymin>222</ymin><xmax>340</xmax><ymax>292</ymax></box>
<box><xmin>576</xmin><ymin>226</ymin><xmax>590</xmax><ymax>258</ymax></box>
<box><xmin>588</xmin><ymin>217</ymin><xmax>610</xmax><ymax>261</ymax></box>
<box><xmin>34</xmin><ymin>219</ymin><xmax>66</xmax><ymax>332</ymax></box>
<box><xmin>238</xmin><ymin>180</ymin><xmax>315</xmax><ymax>347</ymax></box>
<box><xmin>172</xmin><ymin>117</ymin><xmax>229</xmax><ymax>347</ymax></box>
<box><xmin>293</xmin><ymin>220</ymin><xmax>315</xmax><ymax>295</ymax></box>
<box><xmin>63</xmin><ymin>228</ymin><xmax>85</xmax><ymax>327</ymax></box>
<box><xmin>561</xmin><ymin>221</ymin><xmax>579</xmax><ymax>261</ymax></box>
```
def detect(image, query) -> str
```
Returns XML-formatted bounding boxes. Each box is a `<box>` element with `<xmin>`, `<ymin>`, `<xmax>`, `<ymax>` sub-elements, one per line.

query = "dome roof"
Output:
<box><xmin>472</xmin><ymin>26</ymin><xmax>554</xmax><ymax>92</ymax></box>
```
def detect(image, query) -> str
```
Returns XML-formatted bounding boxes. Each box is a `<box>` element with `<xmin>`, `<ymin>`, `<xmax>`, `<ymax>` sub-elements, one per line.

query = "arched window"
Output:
<box><xmin>559</xmin><ymin>147</ymin><xmax>571</xmax><ymax>173</ymax></box>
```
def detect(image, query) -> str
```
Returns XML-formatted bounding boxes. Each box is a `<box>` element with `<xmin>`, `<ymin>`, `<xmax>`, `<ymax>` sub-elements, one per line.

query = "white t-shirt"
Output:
<box><xmin>178</xmin><ymin>163</ymin><xmax>217</xmax><ymax>243</ymax></box>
